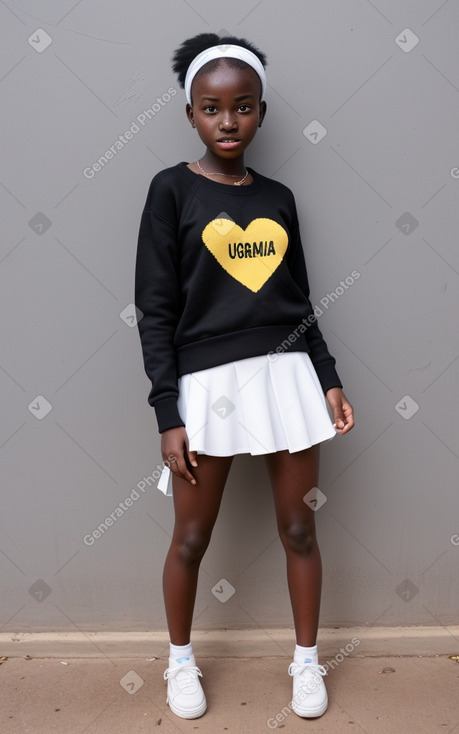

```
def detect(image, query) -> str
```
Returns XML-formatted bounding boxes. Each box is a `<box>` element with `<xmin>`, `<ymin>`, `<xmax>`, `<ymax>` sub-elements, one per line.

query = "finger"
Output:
<box><xmin>174</xmin><ymin>449</ymin><xmax>197</xmax><ymax>485</ymax></box>
<box><xmin>170</xmin><ymin>461</ymin><xmax>196</xmax><ymax>485</ymax></box>
<box><xmin>187</xmin><ymin>449</ymin><xmax>198</xmax><ymax>468</ymax></box>
<box><xmin>182</xmin><ymin>433</ymin><xmax>198</xmax><ymax>469</ymax></box>
<box><xmin>337</xmin><ymin>403</ymin><xmax>355</xmax><ymax>433</ymax></box>
<box><xmin>332</xmin><ymin>410</ymin><xmax>345</xmax><ymax>430</ymax></box>
<box><xmin>180</xmin><ymin>464</ymin><xmax>197</xmax><ymax>485</ymax></box>
<box><xmin>342</xmin><ymin>411</ymin><xmax>355</xmax><ymax>432</ymax></box>
<box><xmin>179</xmin><ymin>435</ymin><xmax>198</xmax><ymax>481</ymax></box>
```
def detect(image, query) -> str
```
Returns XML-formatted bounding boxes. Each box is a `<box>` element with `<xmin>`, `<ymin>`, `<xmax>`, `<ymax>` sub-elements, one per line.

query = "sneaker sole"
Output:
<box><xmin>292</xmin><ymin>696</ymin><xmax>328</xmax><ymax>718</ymax></box>
<box><xmin>166</xmin><ymin>697</ymin><xmax>207</xmax><ymax>719</ymax></box>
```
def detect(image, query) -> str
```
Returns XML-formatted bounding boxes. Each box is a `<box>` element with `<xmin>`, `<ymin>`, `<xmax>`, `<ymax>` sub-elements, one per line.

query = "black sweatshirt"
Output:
<box><xmin>135</xmin><ymin>162</ymin><xmax>342</xmax><ymax>433</ymax></box>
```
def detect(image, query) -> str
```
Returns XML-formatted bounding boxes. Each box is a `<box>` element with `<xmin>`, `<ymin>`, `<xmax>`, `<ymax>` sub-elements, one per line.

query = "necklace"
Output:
<box><xmin>196</xmin><ymin>159</ymin><xmax>249</xmax><ymax>186</ymax></box>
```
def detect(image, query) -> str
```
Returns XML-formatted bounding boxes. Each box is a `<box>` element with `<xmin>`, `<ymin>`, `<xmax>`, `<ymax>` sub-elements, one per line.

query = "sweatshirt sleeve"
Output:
<box><xmin>285</xmin><ymin>194</ymin><xmax>343</xmax><ymax>394</ymax></box>
<box><xmin>135</xmin><ymin>176</ymin><xmax>185</xmax><ymax>433</ymax></box>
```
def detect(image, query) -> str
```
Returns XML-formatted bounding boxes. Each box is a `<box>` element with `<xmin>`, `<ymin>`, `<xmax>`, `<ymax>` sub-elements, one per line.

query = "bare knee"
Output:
<box><xmin>279</xmin><ymin>519</ymin><xmax>316</xmax><ymax>556</ymax></box>
<box><xmin>175</xmin><ymin>526</ymin><xmax>211</xmax><ymax>566</ymax></box>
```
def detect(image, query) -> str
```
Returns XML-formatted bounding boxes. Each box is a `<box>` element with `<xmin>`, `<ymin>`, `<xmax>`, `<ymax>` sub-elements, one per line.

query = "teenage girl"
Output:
<box><xmin>135</xmin><ymin>32</ymin><xmax>354</xmax><ymax>721</ymax></box>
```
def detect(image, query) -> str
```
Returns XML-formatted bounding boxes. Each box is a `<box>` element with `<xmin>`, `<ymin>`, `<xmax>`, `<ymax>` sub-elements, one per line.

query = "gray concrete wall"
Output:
<box><xmin>1</xmin><ymin>0</ymin><xmax>458</xmax><ymax>633</ymax></box>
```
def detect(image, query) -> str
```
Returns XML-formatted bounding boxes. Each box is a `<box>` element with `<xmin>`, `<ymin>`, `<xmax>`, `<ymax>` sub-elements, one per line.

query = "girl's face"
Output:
<box><xmin>186</xmin><ymin>60</ymin><xmax>266</xmax><ymax>161</ymax></box>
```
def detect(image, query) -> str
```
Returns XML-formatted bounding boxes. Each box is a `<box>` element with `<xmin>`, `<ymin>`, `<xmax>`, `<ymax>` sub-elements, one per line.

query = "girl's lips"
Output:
<box><xmin>216</xmin><ymin>139</ymin><xmax>242</xmax><ymax>149</ymax></box>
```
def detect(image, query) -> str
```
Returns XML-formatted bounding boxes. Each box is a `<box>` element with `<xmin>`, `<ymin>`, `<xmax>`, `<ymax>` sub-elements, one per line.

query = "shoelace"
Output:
<box><xmin>163</xmin><ymin>665</ymin><xmax>203</xmax><ymax>694</ymax></box>
<box><xmin>288</xmin><ymin>662</ymin><xmax>327</xmax><ymax>693</ymax></box>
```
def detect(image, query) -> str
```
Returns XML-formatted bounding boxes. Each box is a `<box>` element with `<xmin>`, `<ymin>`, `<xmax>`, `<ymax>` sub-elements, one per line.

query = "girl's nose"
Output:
<box><xmin>219</xmin><ymin>114</ymin><xmax>237</xmax><ymax>129</ymax></box>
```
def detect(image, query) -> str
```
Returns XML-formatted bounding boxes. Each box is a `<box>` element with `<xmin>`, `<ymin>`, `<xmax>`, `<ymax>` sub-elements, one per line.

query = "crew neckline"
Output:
<box><xmin>179</xmin><ymin>161</ymin><xmax>261</xmax><ymax>193</ymax></box>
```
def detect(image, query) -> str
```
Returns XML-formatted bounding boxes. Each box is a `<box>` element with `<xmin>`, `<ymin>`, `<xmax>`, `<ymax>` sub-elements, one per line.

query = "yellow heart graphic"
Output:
<box><xmin>202</xmin><ymin>218</ymin><xmax>288</xmax><ymax>293</ymax></box>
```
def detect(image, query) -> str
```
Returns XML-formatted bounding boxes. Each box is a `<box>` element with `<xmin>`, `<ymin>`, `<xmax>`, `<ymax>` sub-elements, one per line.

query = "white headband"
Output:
<box><xmin>184</xmin><ymin>44</ymin><xmax>266</xmax><ymax>105</ymax></box>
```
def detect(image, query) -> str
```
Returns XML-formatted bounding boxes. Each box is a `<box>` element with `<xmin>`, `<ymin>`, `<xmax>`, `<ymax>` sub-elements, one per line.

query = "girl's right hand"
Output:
<box><xmin>161</xmin><ymin>426</ymin><xmax>198</xmax><ymax>485</ymax></box>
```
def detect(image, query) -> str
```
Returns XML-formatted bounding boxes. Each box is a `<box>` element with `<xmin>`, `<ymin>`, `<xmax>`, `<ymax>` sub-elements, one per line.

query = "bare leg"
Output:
<box><xmin>163</xmin><ymin>455</ymin><xmax>233</xmax><ymax>645</ymax></box>
<box><xmin>265</xmin><ymin>445</ymin><xmax>321</xmax><ymax>647</ymax></box>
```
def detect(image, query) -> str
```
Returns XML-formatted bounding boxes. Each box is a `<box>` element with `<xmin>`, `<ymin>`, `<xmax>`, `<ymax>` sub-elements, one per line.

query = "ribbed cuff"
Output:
<box><xmin>315</xmin><ymin>363</ymin><xmax>343</xmax><ymax>394</ymax></box>
<box><xmin>154</xmin><ymin>398</ymin><xmax>185</xmax><ymax>434</ymax></box>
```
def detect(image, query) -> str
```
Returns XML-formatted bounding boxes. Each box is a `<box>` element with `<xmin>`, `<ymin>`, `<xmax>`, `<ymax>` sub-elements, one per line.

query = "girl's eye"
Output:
<box><xmin>202</xmin><ymin>105</ymin><xmax>251</xmax><ymax>113</ymax></box>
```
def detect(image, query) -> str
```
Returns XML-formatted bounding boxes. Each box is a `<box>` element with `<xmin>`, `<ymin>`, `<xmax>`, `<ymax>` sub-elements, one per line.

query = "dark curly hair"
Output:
<box><xmin>172</xmin><ymin>32</ymin><xmax>267</xmax><ymax>103</ymax></box>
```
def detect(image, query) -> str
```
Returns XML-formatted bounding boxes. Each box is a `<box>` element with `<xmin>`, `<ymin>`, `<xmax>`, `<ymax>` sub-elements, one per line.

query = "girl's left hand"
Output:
<box><xmin>326</xmin><ymin>387</ymin><xmax>354</xmax><ymax>435</ymax></box>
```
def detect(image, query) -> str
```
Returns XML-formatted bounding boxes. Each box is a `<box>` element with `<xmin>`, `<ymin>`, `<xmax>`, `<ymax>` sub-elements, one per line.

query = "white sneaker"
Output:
<box><xmin>288</xmin><ymin>661</ymin><xmax>328</xmax><ymax>718</ymax></box>
<box><xmin>163</xmin><ymin>663</ymin><xmax>207</xmax><ymax>719</ymax></box>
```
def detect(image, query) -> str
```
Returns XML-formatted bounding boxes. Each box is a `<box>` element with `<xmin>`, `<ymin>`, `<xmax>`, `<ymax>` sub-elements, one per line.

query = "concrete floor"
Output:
<box><xmin>1</xmin><ymin>628</ymin><xmax>459</xmax><ymax>733</ymax></box>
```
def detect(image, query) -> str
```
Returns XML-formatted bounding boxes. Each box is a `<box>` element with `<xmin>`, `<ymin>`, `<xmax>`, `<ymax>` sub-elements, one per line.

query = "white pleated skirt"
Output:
<box><xmin>157</xmin><ymin>351</ymin><xmax>337</xmax><ymax>496</ymax></box>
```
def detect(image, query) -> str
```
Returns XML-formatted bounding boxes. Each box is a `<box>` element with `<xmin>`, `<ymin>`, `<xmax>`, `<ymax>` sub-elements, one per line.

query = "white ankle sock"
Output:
<box><xmin>169</xmin><ymin>641</ymin><xmax>195</xmax><ymax>667</ymax></box>
<box><xmin>294</xmin><ymin>643</ymin><xmax>318</xmax><ymax>666</ymax></box>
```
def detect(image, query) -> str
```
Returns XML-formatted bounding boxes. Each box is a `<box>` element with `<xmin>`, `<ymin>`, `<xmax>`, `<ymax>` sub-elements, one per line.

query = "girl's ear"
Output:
<box><xmin>186</xmin><ymin>103</ymin><xmax>196</xmax><ymax>127</ymax></box>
